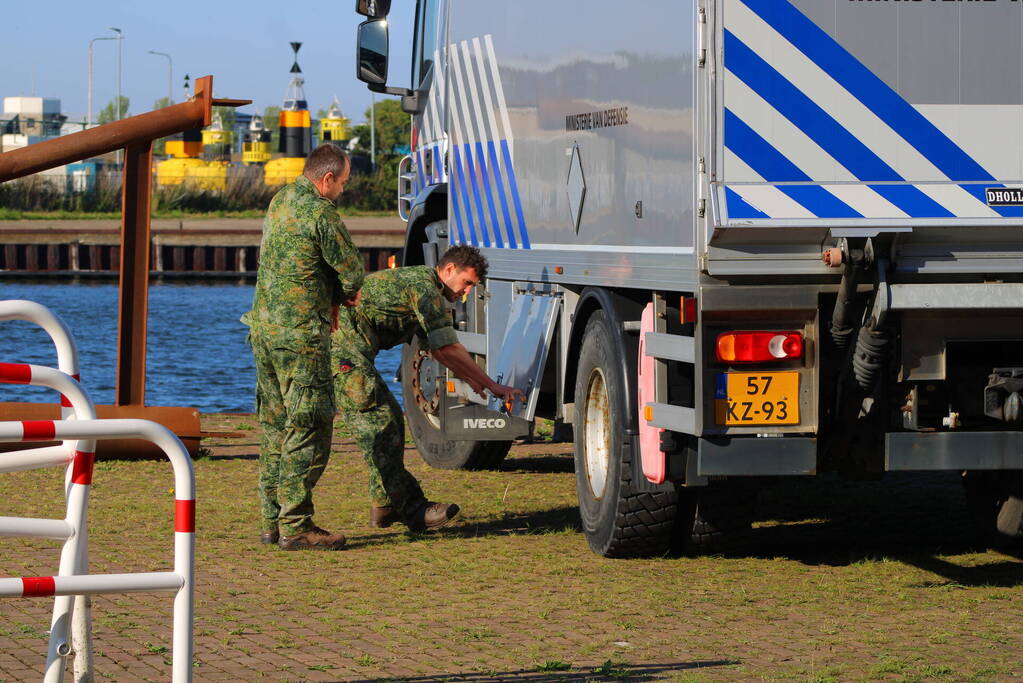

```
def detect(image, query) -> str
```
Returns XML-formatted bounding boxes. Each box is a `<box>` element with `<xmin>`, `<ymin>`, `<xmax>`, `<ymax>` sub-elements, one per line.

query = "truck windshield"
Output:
<box><xmin>413</xmin><ymin>0</ymin><xmax>440</xmax><ymax>88</ymax></box>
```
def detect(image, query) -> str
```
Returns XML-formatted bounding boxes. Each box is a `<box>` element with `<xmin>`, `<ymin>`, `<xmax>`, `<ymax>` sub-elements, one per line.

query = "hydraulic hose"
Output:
<box><xmin>853</xmin><ymin>323</ymin><xmax>888</xmax><ymax>391</ymax></box>
<box><xmin>830</xmin><ymin>260</ymin><xmax>860</xmax><ymax>351</ymax></box>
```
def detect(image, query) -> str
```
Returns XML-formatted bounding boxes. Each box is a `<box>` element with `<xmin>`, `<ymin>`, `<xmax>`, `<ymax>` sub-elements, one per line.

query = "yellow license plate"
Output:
<box><xmin>714</xmin><ymin>372</ymin><xmax>799</xmax><ymax>425</ymax></box>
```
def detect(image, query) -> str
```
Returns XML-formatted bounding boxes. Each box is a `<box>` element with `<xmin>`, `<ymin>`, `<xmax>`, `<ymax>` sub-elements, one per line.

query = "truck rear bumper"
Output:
<box><xmin>886</xmin><ymin>432</ymin><xmax>1023</xmax><ymax>471</ymax></box>
<box><xmin>694</xmin><ymin>431</ymin><xmax>1023</xmax><ymax>478</ymax></box>
<box><xmin>698</xmin><ymin>436</ymin><xmax>817</xmax><ymax>476</ymax></box>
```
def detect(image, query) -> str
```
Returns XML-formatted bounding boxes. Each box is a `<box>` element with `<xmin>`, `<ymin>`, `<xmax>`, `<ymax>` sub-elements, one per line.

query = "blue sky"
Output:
<box><xmin>1</xmin><ymin>1</ymin><xmax>415</xmax><ymax>124</ymax></box>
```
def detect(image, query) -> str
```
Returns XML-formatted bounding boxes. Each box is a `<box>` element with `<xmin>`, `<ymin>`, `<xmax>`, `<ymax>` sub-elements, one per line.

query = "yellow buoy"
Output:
<box><xmin>319</xmin><ymin>96</ymin><xmax>350</xmax><ymax>146</ymax></box>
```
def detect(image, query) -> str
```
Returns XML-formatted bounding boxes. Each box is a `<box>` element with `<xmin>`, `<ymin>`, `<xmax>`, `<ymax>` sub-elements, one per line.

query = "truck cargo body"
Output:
<box><xmin>356</xmin><ymin>0</ymin><xmax>1023</xmax><ymax>556</ymax></box>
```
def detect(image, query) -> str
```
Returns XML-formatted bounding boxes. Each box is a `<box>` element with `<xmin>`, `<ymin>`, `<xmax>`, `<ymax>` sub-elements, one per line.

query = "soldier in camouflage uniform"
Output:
<box><xmin>332</xmin><ymin>245</ymin><xmax>524</xmax><ymax>531</ymax></box>
<box><xmin>242</xmin><ymin>144</ymin><xmax>364</xmax><ymax>551</ymax></box>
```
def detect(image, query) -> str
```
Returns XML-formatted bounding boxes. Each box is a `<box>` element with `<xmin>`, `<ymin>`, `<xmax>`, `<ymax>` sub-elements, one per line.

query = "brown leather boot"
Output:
<box><xmin>369</xmin><ymin>505</ymin><xmax>401</xmax><ymax>528</ymax></box>
<box><xmin>278</xmin><ymin>526</ymin><xmax>346</xmax><ymax>551</ymax></box>
<box><xmin>405</xmin><ymin>502</ymin><xmax>460</xmax><ymax>532</ymax></box>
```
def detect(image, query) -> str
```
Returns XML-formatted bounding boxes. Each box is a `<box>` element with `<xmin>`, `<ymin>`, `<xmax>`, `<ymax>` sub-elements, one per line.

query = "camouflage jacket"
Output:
<box><xmin>336</xmin><ymin>265</ymin><xmax>459</xmax><ymax>358</ymax></box>
<box><xmin>243</xmin><ymin>175</ymin><xmax>364</xmax><ymax>337</ymax></box>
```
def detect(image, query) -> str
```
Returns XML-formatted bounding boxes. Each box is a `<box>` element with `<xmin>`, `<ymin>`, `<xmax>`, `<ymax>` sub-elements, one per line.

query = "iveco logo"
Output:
<box><xmin>463</xmin><ymin>418</ymin><xmax>507</xmax><ymax>429</ymax></box>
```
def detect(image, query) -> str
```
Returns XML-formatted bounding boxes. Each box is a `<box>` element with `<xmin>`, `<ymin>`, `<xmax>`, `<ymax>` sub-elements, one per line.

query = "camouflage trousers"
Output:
<box><xmin>249</xmin><ymin>325</ymin><xmax>335</xmax><ymax>536</ymax></box>
<box><xmin>332</xmin><ymin>337</ymin><xmax>426</xmax><ymax>520</ymax></box>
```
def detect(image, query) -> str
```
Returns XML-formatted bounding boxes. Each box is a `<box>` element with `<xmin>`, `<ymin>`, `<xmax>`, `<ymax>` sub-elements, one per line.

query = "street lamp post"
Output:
<box><xmin>147</xmin><ymin>51</ymin><xmax>172</xmax><ymax>106</ymax></box>
<box><xmin>109</xmin><ymin>27</ymin><xmax>123</xmax><ymax>120</ymax></box>
<box><xmin>87</xmin><ymin>34</ymin><xmax>117</xmax><ymax>128</ymax></box>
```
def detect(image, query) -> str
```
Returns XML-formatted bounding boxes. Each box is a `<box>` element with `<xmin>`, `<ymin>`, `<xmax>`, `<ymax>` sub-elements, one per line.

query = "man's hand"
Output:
<box><xmin>431</xmin><ymin>342</ymin><xmax>526</xmax><ymax>410</ymax></box>
<box><xmin>489</xmin><ymin>383</ymin><xmax>526</xmax><ymax>411</ymax></box>
<box><xmin>341</xmin><ymin>289</ymin><xmax>362</xmax><ymax>308</ymax></box>
<box><xmin>330</xmin><ymin>305</ymin><xmax>340</xmax><ymax>333</ymax></box>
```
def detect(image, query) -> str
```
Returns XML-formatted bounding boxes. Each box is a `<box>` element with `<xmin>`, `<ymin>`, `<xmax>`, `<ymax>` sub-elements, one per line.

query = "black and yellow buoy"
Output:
<box><xmin>265</xmin><ymin>42</ymin><xmax>311</xmax><ymax>185</ymax></box>
<box><xmin>242</xmin><ymin>114</ymin><xmax>272</xmax><ymax>165</ymax></box>
<box><xmin>319</xmin><ymin>96</ymin><xmax>350</xmax><ymax>147</ymax></box>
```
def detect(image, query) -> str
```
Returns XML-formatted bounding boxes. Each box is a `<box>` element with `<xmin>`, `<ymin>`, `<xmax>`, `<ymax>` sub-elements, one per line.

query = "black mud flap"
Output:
<box><xmin>439</xmin><ymin>394</ymin><xmax>531</xmax><ymax>441</ymax></box>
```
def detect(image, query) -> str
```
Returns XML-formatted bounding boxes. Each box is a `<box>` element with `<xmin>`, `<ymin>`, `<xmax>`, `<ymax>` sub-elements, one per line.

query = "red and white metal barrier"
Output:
<box><xmin>0</xmin><ymin>300</ymin><xmax>80</xmax><ymax>380</ymax></box>
<box><xmin>0</xmin><ymin>362</ymin><xmax>97</xmax><ymax>683</ymax></box>
<box><xmin>0</xmin><ymin>419</ymin><xmax>196</xmax><ymax>683</ymax></box>
<box><xmin>0</xmin><ymin>301</ymin><xmax>195</xmax><ymax>682</ymax></box>
<box><xmin>1</xmin><ymin>299</ymin><xmax>95</xmax><ymax>683</ymax></box>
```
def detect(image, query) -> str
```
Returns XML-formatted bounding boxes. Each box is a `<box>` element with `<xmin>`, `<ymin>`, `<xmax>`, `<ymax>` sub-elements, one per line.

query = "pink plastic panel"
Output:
<box><xmin>637</xmin><ymin>303</ymin><xmax>665</xmax><ymax>484</ymax></box>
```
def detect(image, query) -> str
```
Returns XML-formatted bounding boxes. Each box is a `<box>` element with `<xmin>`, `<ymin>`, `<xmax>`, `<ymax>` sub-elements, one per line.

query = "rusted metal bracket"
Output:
<box><xmin>0</xmin><ymin>76</ymin><xmax>251</xmax><ymax>456</ymax></box>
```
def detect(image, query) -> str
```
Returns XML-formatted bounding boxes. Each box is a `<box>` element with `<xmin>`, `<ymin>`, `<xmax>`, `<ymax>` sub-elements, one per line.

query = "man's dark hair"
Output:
<box><xmin>438</xmin><ymin>245</ymin><xmax>488</xmax><ymax>280</ymax></box>
<box><xmin>304</xmin><ymin>143</ymin><xmax>350</xmax><ymax>181</ymax></box>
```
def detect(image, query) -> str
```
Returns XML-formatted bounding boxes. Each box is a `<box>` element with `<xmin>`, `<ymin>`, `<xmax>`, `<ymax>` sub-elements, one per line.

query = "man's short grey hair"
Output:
<box><xmin>304</xmin><ymin>143</ymin><xmax>350</xmax><ymax>181</ymax></box>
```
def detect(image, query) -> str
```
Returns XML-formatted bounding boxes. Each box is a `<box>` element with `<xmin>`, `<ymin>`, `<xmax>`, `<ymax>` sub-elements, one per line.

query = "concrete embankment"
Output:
<box><xmin>0</xmin><ymin>216</ymin><xmax>406</xmax><ymax>277</ymax></box>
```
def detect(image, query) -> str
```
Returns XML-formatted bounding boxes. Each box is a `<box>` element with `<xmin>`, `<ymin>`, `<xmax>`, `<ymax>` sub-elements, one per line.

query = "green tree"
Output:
<box><xmin>262</xmin><ymin>105</ymin><xmax>281</xmax><ymax>151</ymax></box>
<box><xmin>213</xmin><ymin>106</ymin><xmax>236</xmax><ymax>136</ymax></box>
<box><xmin>97</xmin><ymin>96</ymin><xmax>130</xmax><ymax>124</ymax></box>
<box><xmin>349</xmin><ymin>97</ymin><xmax>409</xmax><ymax>166</ymax></box>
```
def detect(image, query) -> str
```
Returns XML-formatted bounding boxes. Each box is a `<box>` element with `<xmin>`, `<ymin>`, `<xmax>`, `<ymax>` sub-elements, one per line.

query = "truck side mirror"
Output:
<box><xmin>355</xmin><ymin>0</ymin><xmax>391</xmax><ymax>18</ymax></box>
<box><xmin>356</xmin><ymin>19</ymin><xmax>389</xmax><ymax>87</ymax></box>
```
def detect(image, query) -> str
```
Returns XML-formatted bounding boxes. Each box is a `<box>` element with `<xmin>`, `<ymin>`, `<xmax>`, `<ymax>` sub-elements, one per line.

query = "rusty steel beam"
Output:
<box><xmin>116</xmin><ymin>140</ymin><xmax>153</xmax><ymax>406</ymax></box>
<box><xmin>0</xmin><ymin>76</ymin><xmax>248</xmax><ymax>183</ymax></box>
<box><xmin>0</xmin><ymin>75</ymin><xmax>249</xmax><ymax>455</ymax></box>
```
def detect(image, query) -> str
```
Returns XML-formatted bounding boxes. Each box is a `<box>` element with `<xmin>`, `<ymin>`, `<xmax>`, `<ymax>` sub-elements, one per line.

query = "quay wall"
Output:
<box><xmin>0</xmin><ymin>216</ymin><xmax>406</xmax><ymax>277</ymax></box>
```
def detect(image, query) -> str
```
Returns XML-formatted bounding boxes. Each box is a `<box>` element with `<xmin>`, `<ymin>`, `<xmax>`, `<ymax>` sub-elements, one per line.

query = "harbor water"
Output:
<box><xmin>0</xmin><ymin>281</ymin><xmax>403</xmax><ymax>413</ymax></box>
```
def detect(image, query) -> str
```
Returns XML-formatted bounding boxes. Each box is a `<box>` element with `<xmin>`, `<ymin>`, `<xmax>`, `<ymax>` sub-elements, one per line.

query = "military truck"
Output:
<box><xmin>352</xmin><ymin>0</ymin><xmax>1023</xmax><ymax>557</ymax></box>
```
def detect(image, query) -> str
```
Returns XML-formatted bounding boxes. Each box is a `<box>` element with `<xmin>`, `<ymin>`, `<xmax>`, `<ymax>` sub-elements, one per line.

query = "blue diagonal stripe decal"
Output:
<box><xmin>474</xmin><ymin>141</ymin><xmax>504</xmax><ymax>248</ymax></box>
<box><xmin>725</xmin><ymin>30</ymin><xmax>953</xmax><ymax>218</ymax></box>
<box><xmin>739</xmin><ymin>0</ymin><xmax>985</xmax><ymax>181</ymax></box>
<box><xmin>500</xmin><ymin>140</ymin><xmax>530</xmax><ymax>249</ymax></box>
<box><xmin>451</xmin><ymin>145</ymin><xmax>479</xmax><ymax>246</ymax></box>
<box><xmin>487</xmin><ymin>140</ymin><xmax>517</xmax><ymax>248</ymax></box>
<box><xmin>463</xmin><ymin>144</ymin><xmax>491</xmax><ymax>247</ymax></box>
<box><xmin>450</xmin><ymin>182</ymin><xmax>468</xmax><ymax>245</ymax></box>
<box><xmin>725</xmin><ymin>109</ymin><xmax>862</xmax><ymax>218</ymax></box>
<box><xmin>738</xmin><ymin>0</ymin><xmax>1023</xmax><ymax>217</ymax></box>
<box><xmin>726</xmin><ymin>187</ymin><xmax>770</xmax><ymax>219</ymax></box>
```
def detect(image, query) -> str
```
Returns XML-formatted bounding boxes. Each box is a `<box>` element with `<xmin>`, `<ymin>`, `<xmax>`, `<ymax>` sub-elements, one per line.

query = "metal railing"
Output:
<box><xmin>0</xmin><ymin>301</ymin><xmax>195</xmax><ymax>682</ymax></box>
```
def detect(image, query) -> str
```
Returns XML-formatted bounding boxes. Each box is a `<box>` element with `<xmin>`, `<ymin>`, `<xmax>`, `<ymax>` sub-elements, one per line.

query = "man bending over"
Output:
<box><xmin>332</xmin><ymin>245</ymin><xmax>524</xmax><ymax>531</ymax></box>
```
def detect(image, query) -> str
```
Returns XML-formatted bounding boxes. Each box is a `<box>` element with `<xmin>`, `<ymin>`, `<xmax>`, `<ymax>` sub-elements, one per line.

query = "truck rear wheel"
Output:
<box><xmin>573</xmin><ymin>311</ymin><xmax>679</xmax><ymax>557</ymax></box>
<box><xmin>401</xmin><ymin>336</ymin><xmax>512</xmax><ymax>470</ymax></box>
<box><xmin>675</xmin><ymin>482</ymin><xmax>757</xmax><ymax>554</ymax></box>
<box><xmin>963</xmin><ymin>470</ymin><xmax>1023</xmax><ymax>547</ymax></box>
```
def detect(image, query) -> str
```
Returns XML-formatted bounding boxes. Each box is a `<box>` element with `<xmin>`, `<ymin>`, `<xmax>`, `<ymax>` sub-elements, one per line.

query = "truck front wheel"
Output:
<box><xmin>401</xmin><ymin>336</ymin><xmax>512</xmax><ymax>470</ymax></box>
<box><xmin>573</xmin><ymin>311</ymin><xmax>679</xmax><ymax>557</ymax></box>
<box><xmin>962</xmin><ymin>470</ymin><xmax>1023</xmax><ymax>547</ymax></box>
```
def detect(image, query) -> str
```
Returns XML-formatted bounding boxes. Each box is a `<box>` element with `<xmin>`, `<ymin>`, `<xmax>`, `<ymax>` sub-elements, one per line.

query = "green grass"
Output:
<box><xmin>0</xmin><ymin>418</ymin><xmax>1021</xmax><ymax>681</ymax></box>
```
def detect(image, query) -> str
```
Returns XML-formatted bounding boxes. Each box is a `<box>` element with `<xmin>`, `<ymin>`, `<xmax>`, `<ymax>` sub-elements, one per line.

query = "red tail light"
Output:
<box><xmin>717</xmin><ymin>331</ymin><xmax>803</xmax><ymax>363</ymax></box>
<box><xmin>411</xmin><ymin>123</ymin><xmax>418</xmax><ymax>153</ymax></box>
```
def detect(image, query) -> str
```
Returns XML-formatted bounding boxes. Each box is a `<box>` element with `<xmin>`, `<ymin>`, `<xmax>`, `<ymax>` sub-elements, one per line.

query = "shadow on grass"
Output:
<box><xmin>500</xmin><ymin>454</ymin><xmax>575</xmax><ymax>474</ymax></box>
<box><xmin>205</xmin><ymin>451</ymin><xmax>259</xmax><ymax>461</ymax></box>
<box><xmin>335</xmin><ymin>659</ymin><xmax>739</xmax><ymax>682</ymax></box>
<box><xmin>738</xmin><ymin>472</ymin><xmax>1023</xmax><ymax>585</ymax></box>
<box><xmin>342</xmin><ymin>506</ymin><xmax>582</xmax><ymax>549</ymax></box>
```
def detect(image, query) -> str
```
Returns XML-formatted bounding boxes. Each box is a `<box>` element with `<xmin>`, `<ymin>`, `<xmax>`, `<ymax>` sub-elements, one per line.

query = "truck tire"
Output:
<box><xmin>573</xmin><ymin>311</ymin><xmax>679</xmax><ymax>557</ymax></box>
<box><xmin>675</xmin><ymin>482</ymin><xmax>757</xmax><ymax>555</ymax></box>
<box><xmin>962</xmin><ymin>470</ymin><xmax>1023</xmax><ymax>547</ymax></box>
<box><xmin>401</xmin><ymin>335</ymin><xmax>512</xmax><ymax>470</ymax></box>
